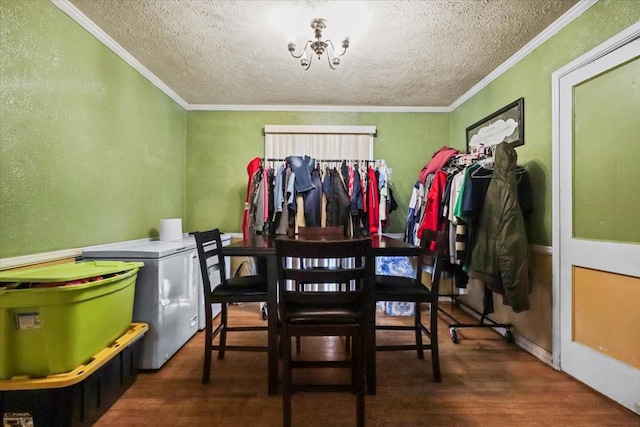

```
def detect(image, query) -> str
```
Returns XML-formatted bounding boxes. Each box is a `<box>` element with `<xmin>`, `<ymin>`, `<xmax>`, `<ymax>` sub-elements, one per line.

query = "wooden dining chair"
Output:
<box><xmin>194</xmin><ymin>228</ymin><xmax>268</xmax><ymax>384</ymax></box>
<box><xmin>275</xmin><ymin>237</ymin><xmax>373</xmax><ymax>427</ymax></box>
<box><xmin>373</xmin><ymin>229</ymin><xmax>446</xmax><ymax>383</ymax></box>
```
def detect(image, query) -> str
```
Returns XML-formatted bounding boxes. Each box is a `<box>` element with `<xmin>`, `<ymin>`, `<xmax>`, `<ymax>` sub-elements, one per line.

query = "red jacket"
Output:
<box><xmin>417</xmin><ymin>169</ymin><xmax>448</xmax><ymax>240</ymax></box>
<box><xmin>242</xmin><ymin>157</ymin><xmax>262</xmax><ymax>240</ymax></box>
<box><xmin>418</xmin><ymin>146</ymin><xmax>459</xmax><ymax>184</ymax></box>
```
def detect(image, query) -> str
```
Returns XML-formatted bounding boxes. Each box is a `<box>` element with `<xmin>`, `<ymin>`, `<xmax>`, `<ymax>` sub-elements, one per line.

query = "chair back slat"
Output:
<box><xmin>283</xmin><ymin>267</ymin><xmax>367</xmax><ymax>283</ymax></box>
<box><xmin>286</xmin><ymin>291</ymin><xmax>363</xmax><ymax>306</ymax></box>
<box><xmin>195</xmin><ymin>229</ymin><xmax>228</xmax><ymax>296</ymax></box>
<box><xmin>416</xmin><ymin>229</ymin><xmax>447</xmax><ymax>296</ymax></box>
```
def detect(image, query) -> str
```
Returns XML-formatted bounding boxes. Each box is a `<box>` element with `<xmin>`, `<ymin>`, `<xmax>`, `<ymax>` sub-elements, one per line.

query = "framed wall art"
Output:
<box><xmin>466</xmin><ymin>97</ymin><xmax>524</xmax><ymax>154</ymax></box>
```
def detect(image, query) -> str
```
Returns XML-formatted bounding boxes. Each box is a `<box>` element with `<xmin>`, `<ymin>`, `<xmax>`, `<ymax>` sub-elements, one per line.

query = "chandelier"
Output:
<box><xmin>287</xmin><ymin>18</ymin><xmax>350</xmax><ymax>70</ymax></box>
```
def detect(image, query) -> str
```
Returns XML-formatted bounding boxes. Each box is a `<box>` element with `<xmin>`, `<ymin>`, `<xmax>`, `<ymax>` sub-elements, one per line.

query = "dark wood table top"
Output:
<box><xmin>224</xmin><ymin>234</ymin><xmax>419</xmax><ymax>257</ymax></box>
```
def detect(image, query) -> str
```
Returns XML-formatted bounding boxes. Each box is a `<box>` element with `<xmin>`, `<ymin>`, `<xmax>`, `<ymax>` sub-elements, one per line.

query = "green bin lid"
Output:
<box><xmin>0</xmin><ymin>260</ymin><xmax>144</xmax><ymax>283</ymax></box>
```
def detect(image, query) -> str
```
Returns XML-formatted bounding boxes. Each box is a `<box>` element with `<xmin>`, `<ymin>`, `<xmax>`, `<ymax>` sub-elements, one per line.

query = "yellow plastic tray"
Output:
<box><xmin>0</xmin><ymin>322</ymin><xmax>148</xmax><ymax>391</ymax></box>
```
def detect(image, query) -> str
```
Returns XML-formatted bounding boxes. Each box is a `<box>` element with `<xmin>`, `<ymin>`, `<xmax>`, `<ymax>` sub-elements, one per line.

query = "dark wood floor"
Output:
<box><xmin>95</xmin><ymin>303</ymin><xmax>638</xmax><ymax>426</ymax></box>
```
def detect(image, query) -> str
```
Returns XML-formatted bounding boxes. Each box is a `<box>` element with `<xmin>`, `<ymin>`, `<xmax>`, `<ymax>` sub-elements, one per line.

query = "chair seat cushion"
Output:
<box><xmin>212</xmin><ymin>275</ymin><xmax>268</xmax><ymax>297</ymax></box>
<box><xmin>375</xmin><ymin>275</ymin><xmax>432</xmax><ymax>301</ymax></box>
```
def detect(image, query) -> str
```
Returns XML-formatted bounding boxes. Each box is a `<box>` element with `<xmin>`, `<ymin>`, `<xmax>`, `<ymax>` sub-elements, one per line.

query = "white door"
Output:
<box><xmin>554</xmin><ymin>30</ymin><xmax>640</xmax><ymax>414</ymax></box>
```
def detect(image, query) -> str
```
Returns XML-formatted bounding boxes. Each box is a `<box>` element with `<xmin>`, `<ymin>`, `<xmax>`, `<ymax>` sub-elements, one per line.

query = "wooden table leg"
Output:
<box><xmin>267</xmin><ymin>254</ymin><xmax>279</xmax><ymax>395</ymax></box>
<box><xmin>366</xmin><ymin>276</ymin><xmax>377</xmax><ymax>395</ymax></box>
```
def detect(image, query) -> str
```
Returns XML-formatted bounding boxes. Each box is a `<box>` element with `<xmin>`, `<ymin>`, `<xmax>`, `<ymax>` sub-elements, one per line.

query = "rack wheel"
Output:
<box><xmin>449</xmin><ymin>327</ymin><xmax>458</xmax><ymax>344</ymax></box>
<box><xmin>505</xmin><ymin>329</ymin><xmax>514</xmax><ymax>343</ymax></box>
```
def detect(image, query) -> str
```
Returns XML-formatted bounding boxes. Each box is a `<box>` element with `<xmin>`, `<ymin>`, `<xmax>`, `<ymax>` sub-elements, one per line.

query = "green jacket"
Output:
<box><xmin>468</xmin><ymin>143</ymin><xmax>530</xmax><ymax>313</ymax></box>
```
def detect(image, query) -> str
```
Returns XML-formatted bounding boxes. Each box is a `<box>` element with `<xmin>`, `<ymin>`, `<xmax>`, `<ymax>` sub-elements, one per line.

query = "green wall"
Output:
<box><xmin>186</xmin><ymin>111</ymin><xmax>449</xmax><ymax>234</ymax></box>
<box><xmin>450</xmin><ymin>0</ymin><xmax>640</xmax><ymax>246</ymax></box>
<box><xmin>0</xmin><ymin>0</ymin><xmax>187</xmax><ymax>258</ymax></box>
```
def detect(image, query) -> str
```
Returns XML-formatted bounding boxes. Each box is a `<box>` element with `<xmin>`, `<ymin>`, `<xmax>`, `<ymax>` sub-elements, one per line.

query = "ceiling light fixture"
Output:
<box><xmin>287</xmin><ymin>18</ymin><xmax>349</xmax><ymax>70</ymax></box>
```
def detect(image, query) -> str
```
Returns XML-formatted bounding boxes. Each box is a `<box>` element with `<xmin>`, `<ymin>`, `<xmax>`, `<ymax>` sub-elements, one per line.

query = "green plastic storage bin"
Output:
<box><xmin>0</xmin><ymin>261</ymin><xmax>143</xmax><ymax>379</ymax></box>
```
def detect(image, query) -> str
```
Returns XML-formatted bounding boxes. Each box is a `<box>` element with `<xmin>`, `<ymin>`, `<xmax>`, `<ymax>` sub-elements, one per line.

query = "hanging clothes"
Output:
<box><xmin>251</xmin><ymin>168</ymin><xmax>268</xmax><ymax>234</ymax></box>
<box><xmin>271</xmin><ymin>163</ymin><xmax>286</xmax><ymax>233</ymax></box>
<box><xmin>377</xmin><ymin>165</ymin><xmax>388</xmax><ymax>225</ymax></box>
<box><xmin>275</xmin><ymin>166</ymin><xmax>293</xmax><ymax>235</ymax></box>
<box><xmin>350</xmin><ymin>163</ymin><xmax>367</xmax><ymax>235</ymax></box>
<box><xmin>446</xmin><ymin>170</ymin><xmax>465</xmax><ymax>264</ymax></box>
<box><xmin>303</xmin><ymin>168</ymin><xmax>323</xmax><ymax>227</ymax></box>
<box><xmin>244</xmin><ymin>156</ymin><xmax>391</xmax><ymax>237</ymax></box>
<box><xmin>416</xmin><ymin>169</ymin><xmax>448</xmax><ymax>240</ymax></box>
<box><xmin>376</xmin><ymin>162</ymin><xmax>396</xmax><ymax>229</ymax></box>
<box><xmin>286</xmin><ymin>155</ymin><xmax>315</xmax><ymax>193</ymax></box>
<box><xmin>326</xmin><ymin>168</ymin><xmax>351</xmax><ymax>231</ymax></box>
<box><xmin>242</xmin><ymin>157</ymin><xmax>262</xmax><ymax>240</ymax></box>
<box><xmin>417</xmin><ymin>146</ymin><xmax>459</xmax><ymax>184</ymax></box>
<box><xmin>467</xmin><ymin>143</ymin><xmax>531</xmax><ymax>313</ymax></box>
<box><xmin>367</xmin><ymin>166</ymin><xmax>379</xmax><ymax>235</ymax></box>
<box><xmin>404</xmin><ymin>182</ymin><xmax>421</xmax><ymax>244</ymax></box>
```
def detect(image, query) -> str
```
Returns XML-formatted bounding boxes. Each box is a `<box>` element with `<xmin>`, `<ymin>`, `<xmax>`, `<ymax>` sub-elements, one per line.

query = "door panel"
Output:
<box><xmin>558</xmin><ymin>36</ymin><xmax>640</xmax><ymax>414</ymax></box>
<box><xmin>573</xmin><ymin>58</ymin><xmax>640</xmax><ymax>243</ymax></box>
<box><xmin>573</xmin><ymin>267</ymin><xmax>640</xmax><ymax>369</ymax></box>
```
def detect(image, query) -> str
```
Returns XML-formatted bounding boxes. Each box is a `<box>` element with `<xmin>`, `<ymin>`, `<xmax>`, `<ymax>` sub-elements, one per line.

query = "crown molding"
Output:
<box><xmin>448</xmin><ymin>0</ymin><xmax>598</xmax><ymax>110</ymax></box>
<box><xmin>51</xmin><ymin>0</ymin><xmax>189</xmax><ymax>110</ymax></box>
<box><xmin>187</xmin><ymin>104</ymin><xmax>450</xmax><ymax>113</ymax></box>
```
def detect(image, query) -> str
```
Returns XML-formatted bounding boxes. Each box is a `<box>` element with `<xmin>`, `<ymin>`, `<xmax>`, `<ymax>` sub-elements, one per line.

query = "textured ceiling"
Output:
<box><xmin>67</xmin><ymin>0</ymin><xmax>579</xmax><ymax>108</ymax></box>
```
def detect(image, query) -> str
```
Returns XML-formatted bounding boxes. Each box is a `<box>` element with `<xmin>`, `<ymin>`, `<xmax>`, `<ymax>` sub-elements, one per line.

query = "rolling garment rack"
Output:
<box><xmin>438</xmin><ymin>285</ymin><xmax>514</xmax><ymax>344</ymax></box>
<box><xmin>408</xmin><ymin>145</ymin><xmax>530</xmax><ymax>344</ymax></box>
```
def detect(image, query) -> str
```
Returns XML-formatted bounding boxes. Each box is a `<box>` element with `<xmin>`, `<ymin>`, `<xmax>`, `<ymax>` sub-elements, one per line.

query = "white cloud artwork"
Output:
<box><xmin>469</xmin><ymin>118</ymin><xmax>519</xmax><ymax>149</ymax></box>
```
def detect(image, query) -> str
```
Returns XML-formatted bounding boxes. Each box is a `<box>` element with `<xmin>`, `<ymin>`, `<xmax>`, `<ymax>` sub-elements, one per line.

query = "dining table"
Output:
<box><xmin>223</xmin><ymin>233</ymin><xmax>420</xmax><ymax>396</ymax></box>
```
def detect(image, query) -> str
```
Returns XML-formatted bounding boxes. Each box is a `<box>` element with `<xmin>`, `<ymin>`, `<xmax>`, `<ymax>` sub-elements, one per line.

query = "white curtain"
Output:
<box><xmin>264</xmin><ymin>125</ymin><xmax>376</xmax><ymax>160</ymax></box>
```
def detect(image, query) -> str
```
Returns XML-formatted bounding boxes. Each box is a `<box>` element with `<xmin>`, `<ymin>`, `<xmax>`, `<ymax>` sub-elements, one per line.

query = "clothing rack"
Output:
<box><xmin>245</xmin><ymin>155</ymin><xmax>395</xmax><ymax>238</ymax></box>
<box><xmin>407</xmin><ymin>145</ymin><xmax>529</xmax><ymax>344</ymax></box>
<box><xmin>438</xmin><ymin>286</ymin><xmax>514</xmax><ymax>344</ymax></box>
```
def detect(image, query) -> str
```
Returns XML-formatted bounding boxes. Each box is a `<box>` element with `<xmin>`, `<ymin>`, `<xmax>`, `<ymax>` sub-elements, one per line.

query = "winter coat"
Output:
<box><xmin>468</xmin><ymin>143</ymin><xmax>531</xmax><ymax>313</ymax></box>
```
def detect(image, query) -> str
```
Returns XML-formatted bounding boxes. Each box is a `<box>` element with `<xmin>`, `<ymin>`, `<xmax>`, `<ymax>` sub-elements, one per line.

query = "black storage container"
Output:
<box><xmin>1</xmin><ymin>323</ymin><xmax>147</xmax><ymax>427</ymax></box>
